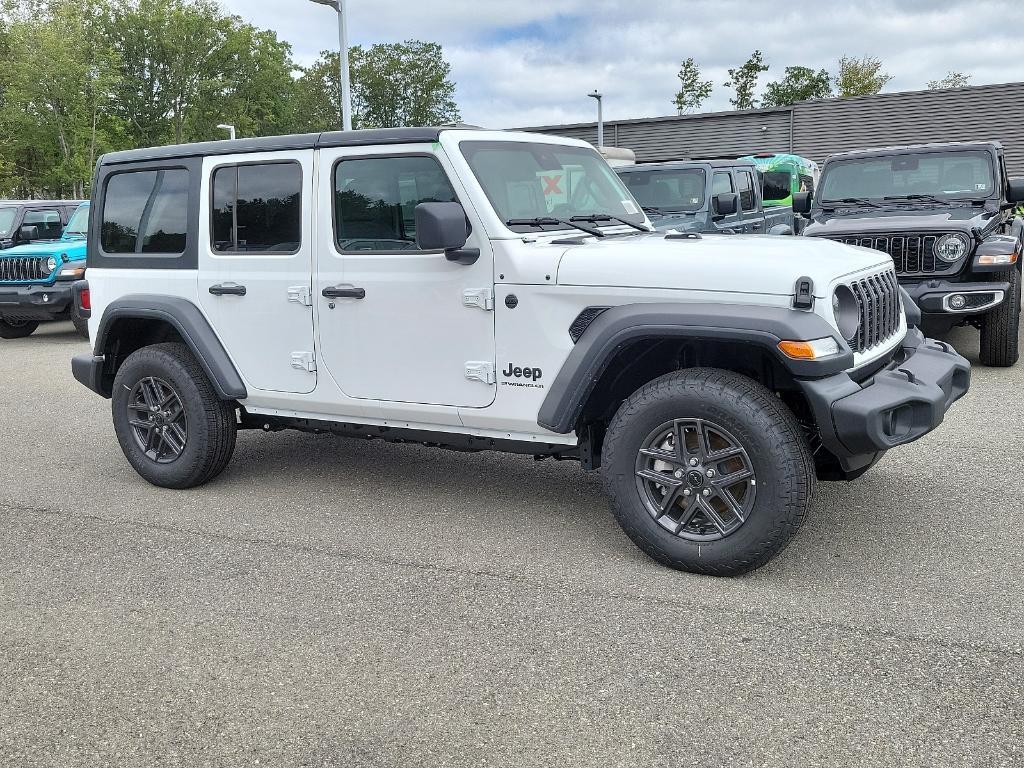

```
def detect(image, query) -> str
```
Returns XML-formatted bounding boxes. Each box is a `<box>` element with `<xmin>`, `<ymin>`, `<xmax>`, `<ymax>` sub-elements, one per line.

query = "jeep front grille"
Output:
<box><xmin>849</xmin><ymin>270</ymin><xmax>901</xmax><ymax>353</ymax></box>
<box><xmin>0</xmin><ymin>256</ymin><xmax>50</xmax><ymax>282</ymax></box>
<box><xmin>825</xmin><ymin>234</ymin><xmax>961</xmax><ymax>276</ymax></box>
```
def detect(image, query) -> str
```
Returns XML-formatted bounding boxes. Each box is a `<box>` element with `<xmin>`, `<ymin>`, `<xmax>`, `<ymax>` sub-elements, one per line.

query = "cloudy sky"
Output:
<box><xmin>221</xmin><ymin>0</ymin><xmax>1023</xmax><ymax>128</ymax></box>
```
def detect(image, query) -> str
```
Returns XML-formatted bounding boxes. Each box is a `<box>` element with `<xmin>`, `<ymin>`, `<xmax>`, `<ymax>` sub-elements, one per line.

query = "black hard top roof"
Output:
<box><xmin>617</xmin><ymin>158</ymin><xmax>757</xmax><ymax>172</ymax></box>
<box><xmin>99</xmin><ymin>127</ymin><xmax>469</xmax><ymax>166</ymax></box>
<box><xmin>826</xmin><ymin>141</ymin><xmax>1003</xmax><ymax>162</ymax></box>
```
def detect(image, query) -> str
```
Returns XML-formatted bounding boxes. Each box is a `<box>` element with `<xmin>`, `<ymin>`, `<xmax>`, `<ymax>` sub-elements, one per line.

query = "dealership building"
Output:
<box><xmin>522</xmin><ymin>81</ymin><xmax>1024</xmax><ymax>175</ymax></box>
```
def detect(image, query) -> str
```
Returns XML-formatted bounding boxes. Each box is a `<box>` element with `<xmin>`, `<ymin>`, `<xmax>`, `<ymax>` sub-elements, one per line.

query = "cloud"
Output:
<box><xmin>221</xmin><ymin>0</ymin><xmax>1024</xmax><ymax>128</ymax></box>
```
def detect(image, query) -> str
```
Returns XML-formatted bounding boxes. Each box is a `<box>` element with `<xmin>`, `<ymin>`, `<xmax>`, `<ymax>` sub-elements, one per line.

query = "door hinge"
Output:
<box><xmin>287</xmin><ymin>285</ymin><xmax>313</xmax><ymax>307</ymax></box>
<box><xmin>465</xmin><ymin>361</ymin><xmax>495</xmax><ymax>384</ymax></box>
<box><xmin>291</xmin><ymin>351</ymin><xmax>316</xmax><ymax>372</ymax></box>
<box><xmin>462</xmin><ymin>287</ymin><xmax>494</xmax><ymax>311</ymax></box>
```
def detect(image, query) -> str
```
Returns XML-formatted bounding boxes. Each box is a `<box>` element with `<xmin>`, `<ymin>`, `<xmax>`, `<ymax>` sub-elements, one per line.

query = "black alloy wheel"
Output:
<box><xmin>634</xmin><ymin>418</ymin><xmax>756</xmax><ymax>541</ymax></box>
<box><xmin>126</xmin><ymin>376</ymin><xmax>188</xmax><ymax>463</ymax></box>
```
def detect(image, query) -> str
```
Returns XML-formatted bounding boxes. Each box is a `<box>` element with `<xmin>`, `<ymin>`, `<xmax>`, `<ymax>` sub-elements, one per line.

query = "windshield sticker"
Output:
<box><xmin>622</xmin><ymin>200</ymin><xmax>639</xmax><ymax>214</ymax></box>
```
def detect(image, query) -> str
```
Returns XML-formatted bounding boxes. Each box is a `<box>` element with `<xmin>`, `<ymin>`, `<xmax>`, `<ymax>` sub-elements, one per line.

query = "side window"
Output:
<box><xmin>711</xmin><ymin>172</ymin><xmax>734</xmax><ymax>197</ymax></box>
<box><xmin>334</xmin><ymin>155</ymin><xmax>456</xmax><ymax>252</ymax></box>
<box><xmin>212</xmin><ymin>162</ymin><xmax>302</xmax><ymax>253</ymax></box>
<box><xmin>23</xmin><ymin>209</ymin><xmax>63</xmax><ymax>238</ymax></box>
<box><xmin>737</xmin><ymin>170</ymin><xmax>756</xmax><ymax>211</ymax></box>
<box><xmin>102</xmin><ymin>169</ymin><xmax>188</xmax><ymax>254</ymax></box>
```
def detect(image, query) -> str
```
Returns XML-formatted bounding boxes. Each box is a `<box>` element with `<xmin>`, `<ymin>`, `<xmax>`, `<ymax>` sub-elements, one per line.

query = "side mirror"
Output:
<box><xmin>792</xmin><ymin>191</ymin><xmax>813</xmax><ymax>214</ymax></box>
<box><xmin>712</xmin><ymin>192</ymin><xmax>738</xmax><ymax>218</ymax></box>
<box><xmin>18</xmin><ymin>224</ymin><xmax>39</xmax><ymax>242</ymax></box>
<box><xmin>1006</xmin><ymin>178</ymin><xmax>1024</xmax><ymax>205</ymax></box>
<box><xmin>414</xmin><ymin>201</ymin><xmax>479</xmax><ymax>264</ymax></box>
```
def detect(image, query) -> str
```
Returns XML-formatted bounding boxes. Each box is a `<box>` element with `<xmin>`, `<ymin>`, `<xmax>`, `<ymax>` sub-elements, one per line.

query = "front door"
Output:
<box><xmin>315</xmin><ymin>146</ymin><xmax>496</xmax><ymax>408</ymax></box>
<box><xmin>710</xmin><ymin>171</ymin><xmax>741</xmax><ymax>234</ymax></box>
<box><xmin>198</xmin><ymin>150</ymin><xmax>316</xmax><ymax>394</ymax></box>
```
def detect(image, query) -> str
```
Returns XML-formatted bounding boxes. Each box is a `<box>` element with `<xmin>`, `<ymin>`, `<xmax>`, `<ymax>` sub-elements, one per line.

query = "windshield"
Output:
<box><xmin>0</xmin><ymin>208</ymin><xmax>16</xmax><ymax>237</ymax></box>
<box><xmin>64</xmin><ymin>204</ymin><xmax>89</xmax><ymax>237</ymax></box>
<box><xmin>819</xmin><ymin>150</ymin><xmax>995</xmax><ymax>202</ymax></box>
<box><xmin>619</xmin><ymin>168</ymin><xmax>706</xmax><ymax>213</ymax></box>
<box><xmin>460</xmin><ymin>141</ymin><xmax>646</xmax><ymax>232</ymax></box>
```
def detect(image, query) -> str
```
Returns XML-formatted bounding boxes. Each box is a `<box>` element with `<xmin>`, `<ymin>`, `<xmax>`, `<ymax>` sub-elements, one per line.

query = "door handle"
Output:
<box><xmin>209</xmin><ymin>283</ymin><xmax>247</xmax><ymax>296</ymax></box>
<box><xmin>322</xmin><ymin>285</ymin><xmax>366</xmax><ymax>299</ymax></box>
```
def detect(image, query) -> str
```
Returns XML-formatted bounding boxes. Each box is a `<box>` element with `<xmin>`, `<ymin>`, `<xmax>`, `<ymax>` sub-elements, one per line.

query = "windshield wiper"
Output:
<box><xmin>570</xmin><ymin>213</ymin><xmax>652</xmax><ymax>233</ymax></box>
<box><xmin>505</xmin><ymin>217</ymin><xmax>605</xmax><ymax>237</ymax></box>
<box><xmin>882</xmin><ymin>194</ymin><xmax>947</xmax><ymax>205</ymax></box>
<box><xmin>823</xmin><ymin>197</ymin><xmax>882</xmax><ymax>209</ymax></box>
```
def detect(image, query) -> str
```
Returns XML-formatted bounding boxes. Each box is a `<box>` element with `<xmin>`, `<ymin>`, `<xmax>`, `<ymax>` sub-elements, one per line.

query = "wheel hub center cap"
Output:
<box><xmin>686</xmin><ymin>470</ymin><xmax>705</xmax><ymax>488</ymax></box>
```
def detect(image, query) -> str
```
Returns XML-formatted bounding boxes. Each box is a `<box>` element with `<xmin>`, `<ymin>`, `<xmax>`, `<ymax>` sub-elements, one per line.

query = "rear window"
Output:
<box><xmin>761</xmin><ymin>171</ymin><xmax>792</xmax><ymax>202</ymax></box>
<box><xmin>101</xmin><ymin>169</ymin><xmax>189</xmax><ymax>254</ymax></box>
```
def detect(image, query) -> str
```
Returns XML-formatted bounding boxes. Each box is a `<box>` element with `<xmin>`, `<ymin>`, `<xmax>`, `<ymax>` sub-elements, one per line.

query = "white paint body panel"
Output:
<box><xmin>89</xmin><ymin>129</ymin><xmax>906</xmax><ymax>448</ymax></box>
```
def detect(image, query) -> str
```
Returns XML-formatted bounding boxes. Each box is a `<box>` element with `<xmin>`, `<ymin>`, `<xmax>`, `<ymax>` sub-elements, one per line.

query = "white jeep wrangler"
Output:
<box><xmin>72</xmin><ymin>127</ymin><xmax>970</xmax><ymax>575</ymax></box>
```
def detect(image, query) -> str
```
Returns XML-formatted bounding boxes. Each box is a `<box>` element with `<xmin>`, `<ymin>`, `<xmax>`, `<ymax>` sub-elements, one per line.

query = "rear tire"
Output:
<box><xmin>979</xmin><ymin>268</ymin><xmax>1021</xmax><ymax>367</ymax></box>
<box><xmin>0</xmin><ymin>317</ymin><xmax>39</xmax><ymax>339</ymax></box>
<box><xmin>601</xmin><ymin>368</ymin><xmax>815</xmax><ymax>576</ymax></box>
<box><xmin>112</xmin><ymin>342</ymin><xmax>237</xmax><ymax>489</ymax></box>
<box><xmin>71</xmin><ymin>313</ymin><xmax>90</xmax><ymax>339</ymax></box>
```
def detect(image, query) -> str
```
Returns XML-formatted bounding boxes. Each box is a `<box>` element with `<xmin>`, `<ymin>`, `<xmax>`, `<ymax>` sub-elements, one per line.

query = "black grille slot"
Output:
<box><xmin>826</xmin><ymin>233</ymin><xmax>955</xmax><ymax>276</ymax></box>
<box><xmin>0</xmin><ymin>256</ymin><xmax>49</xmax><ymax>282</ymax></box>
<box><xmin>569</xmin><ymin>306</ymin><xmax>610</xmax><ymax>343</ymax></box>
<box><xmin>848</xmin><ymin>270</ymin><xmax>901</xmax><ymax>353</ymax></box>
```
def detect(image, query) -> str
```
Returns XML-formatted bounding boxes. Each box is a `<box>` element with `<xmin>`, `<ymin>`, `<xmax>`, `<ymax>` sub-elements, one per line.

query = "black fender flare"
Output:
<box><xmin>93</xmin><ymin>294</ymin><xmax>247</xmax><ymax>400</ymax></box>
<box><xmin>536</xmin><ymin>302</ymin><xmax>851</xmax><ymax>434</ymax></box>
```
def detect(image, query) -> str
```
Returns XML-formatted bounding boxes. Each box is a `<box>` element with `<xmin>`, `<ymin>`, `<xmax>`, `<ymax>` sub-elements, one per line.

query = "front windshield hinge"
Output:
<box><xmin>792</xmin><ymin>276</ymin><xmax>815</xmax><ymax>310</ymax></box>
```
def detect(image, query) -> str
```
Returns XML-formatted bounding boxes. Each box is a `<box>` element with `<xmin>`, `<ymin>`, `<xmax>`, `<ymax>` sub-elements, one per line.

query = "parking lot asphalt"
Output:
<box><xmin>1</xmin><ymin>322</ymin><xmax>1022</xmax><ymax>767</ymax></box>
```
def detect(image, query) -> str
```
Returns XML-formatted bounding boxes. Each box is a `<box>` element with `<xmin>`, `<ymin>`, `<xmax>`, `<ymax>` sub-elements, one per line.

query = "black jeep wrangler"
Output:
<box><xmin>796</xmin><ymin>142</ymin><xmax>1023</xmax><ymax>366</ymax></box>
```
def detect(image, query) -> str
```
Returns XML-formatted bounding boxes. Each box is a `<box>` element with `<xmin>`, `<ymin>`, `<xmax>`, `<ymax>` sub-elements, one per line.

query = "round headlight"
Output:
<box><xmin>935</xmin><ymin>233</ymin><xmax>969</xmax><ymax>263</ymax></box>
<box><xmin>832</xmin><ymin>284</ymin><xmax>860</xmax><ymax>342</ymax></box>
<box><xmin>45</xmin><ymin>256</ymin><xmax>57</xmax><ymax>273</ymax></box>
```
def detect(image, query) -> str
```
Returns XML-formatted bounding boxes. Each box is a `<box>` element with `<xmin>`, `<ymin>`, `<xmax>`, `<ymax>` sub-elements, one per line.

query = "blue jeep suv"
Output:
<box><xmin>0</xmin><ymin>201</ymin><xmax>90</xmax><ymax>338</ymax></box>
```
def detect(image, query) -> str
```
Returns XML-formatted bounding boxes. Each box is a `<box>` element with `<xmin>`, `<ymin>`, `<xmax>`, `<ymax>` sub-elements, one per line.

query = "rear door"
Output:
<box><xmin>734</xmin><ymin>168</ymin><xmax>762</xmax><ymax>233</ymax></box>
<box><xmin>198</xmin><ymin>150</ymin><xmax>316</xmax><ymax>394</ymax></box>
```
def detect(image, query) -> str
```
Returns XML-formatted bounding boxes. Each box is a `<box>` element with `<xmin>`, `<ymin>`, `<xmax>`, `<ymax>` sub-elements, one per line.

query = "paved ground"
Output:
<box><xmin>1</xmin><ymin>322</ymin><xmax>1022</xmax><ymax>767</ymax></box>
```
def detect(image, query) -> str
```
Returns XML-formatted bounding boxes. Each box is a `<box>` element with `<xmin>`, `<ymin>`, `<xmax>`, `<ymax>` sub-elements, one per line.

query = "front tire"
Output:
<box><xmin>601</xmin><ymin>368</ymin><xmax>815</xmax><ymax>576</ymax></box>
<box><xmin>0</xmin><ymin>317</ymin><xmax>39</xmax><ymax>339</ymax></box>
<box><xmin>979</xmin><ymin>268</ymin><xmax>1021</xmax><ymax>367</ymax></box>
<box><xmin>112</xmin><ymin>342</ymin><xmax>237</xmax><ymax>489</ymax></box>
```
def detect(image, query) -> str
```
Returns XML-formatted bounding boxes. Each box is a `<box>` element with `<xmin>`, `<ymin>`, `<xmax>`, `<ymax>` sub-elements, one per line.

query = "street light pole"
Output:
<box><xmin>588</xmin><ymin>90</ymin><xmax>604</xmax><ymax>147</ymax></box>
<box><xmin>310</xmin><ymin>0</ymin><xmax>353</xmax><ymax>131</ymax></box>
<box><xmin>216</xmin><ymin>123</ymin><xmax>236</xmax><ymax>140</ymax></box>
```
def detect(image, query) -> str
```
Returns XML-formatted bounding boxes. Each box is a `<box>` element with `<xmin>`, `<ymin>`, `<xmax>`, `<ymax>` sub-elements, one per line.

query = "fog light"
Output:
<box><xmin>948</xmin><ymin>294</ymin><xmax>967</xmax><ymax>310</ymax></box>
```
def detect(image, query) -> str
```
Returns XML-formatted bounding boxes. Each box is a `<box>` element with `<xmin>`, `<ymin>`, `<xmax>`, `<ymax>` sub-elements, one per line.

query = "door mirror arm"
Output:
<box><xmin>445</xmin><ymin>247</ymin><xmax>480</xmax><ymax>265</ymax></box>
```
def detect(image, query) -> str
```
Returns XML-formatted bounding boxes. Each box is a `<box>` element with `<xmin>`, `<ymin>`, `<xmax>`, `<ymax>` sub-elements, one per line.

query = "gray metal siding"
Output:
<box><xmin>521</xmin><ymin>82</ymin><xmax>1024</xmax><ymax>176</ymax></box>
<box><xmin>791</xmin><ymin>82</ymin><xmax>1024</xmax><ymax>175</ymax></box>
<box><xmin>526</xmin><ymin>109</ymin><xmax>792</xmax><ymax>162</ymax></box>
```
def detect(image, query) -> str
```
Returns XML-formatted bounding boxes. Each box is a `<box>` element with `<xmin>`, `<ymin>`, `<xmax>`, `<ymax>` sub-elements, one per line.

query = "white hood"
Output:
<box><xmin>555</xmin><ymin>233</ymin><xmax>890</xmax><ymax>297</ymax></box>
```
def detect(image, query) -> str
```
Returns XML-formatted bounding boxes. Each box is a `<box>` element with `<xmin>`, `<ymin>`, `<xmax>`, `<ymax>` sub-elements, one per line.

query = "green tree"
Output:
<box><xmin>672</xmin><ymin>57</ymin><xmax>712</xmax><ymax>114</ymax></box>
<box><xmin>835</xmin><ymin>55</ymin><xmax>893</xmax><ymax>97</ymax></box>
<box><xmin>928</xmin><ymin>71</ymin><xmax>971</xmax><ymax>89</ymax></box>
<box><xmin>104</xmin><ymin>0</ymin><xmax>298</xmax><ymax>146</ymax></box>
<box><xmin>762</xmin><ymin>65</ymin><xmax>832</xmax><ymax>107</ymax></box>
<box><xmin>725</xmin><ymin>50</ymin><xmax>768</xmax><ymax>109</ymax></box>
<box><xmin>295</xmin><ymin>40</ymin><xmax>460</xmax><ymax>131</ymax></box>
<box><xmin>0</xmin><ymin>0</ymin><xmax>122</xmax><ymax>197</ymax></box>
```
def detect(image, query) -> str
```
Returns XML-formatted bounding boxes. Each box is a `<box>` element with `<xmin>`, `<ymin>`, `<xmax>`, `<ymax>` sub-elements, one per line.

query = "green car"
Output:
<box><xmin>740</xmin><ymin>153</ymin><xmax>820</xmax><ymax>208</ymax></box>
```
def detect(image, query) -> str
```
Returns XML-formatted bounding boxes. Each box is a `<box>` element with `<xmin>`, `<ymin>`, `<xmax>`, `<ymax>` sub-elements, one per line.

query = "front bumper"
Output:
<box><xmin>0</xmin><ymin>282</ymin><xmax>72</xmax><ymax>320</ymax></box>
<box><xmin>903</xmin><ymin>278</ymin><xmax>1010</xmax><ymax>317</ymax></box>
<box><xmin>799</xmin><ymin>327</ymin><xmax>970</xmax><ymax>474</ymax></box>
